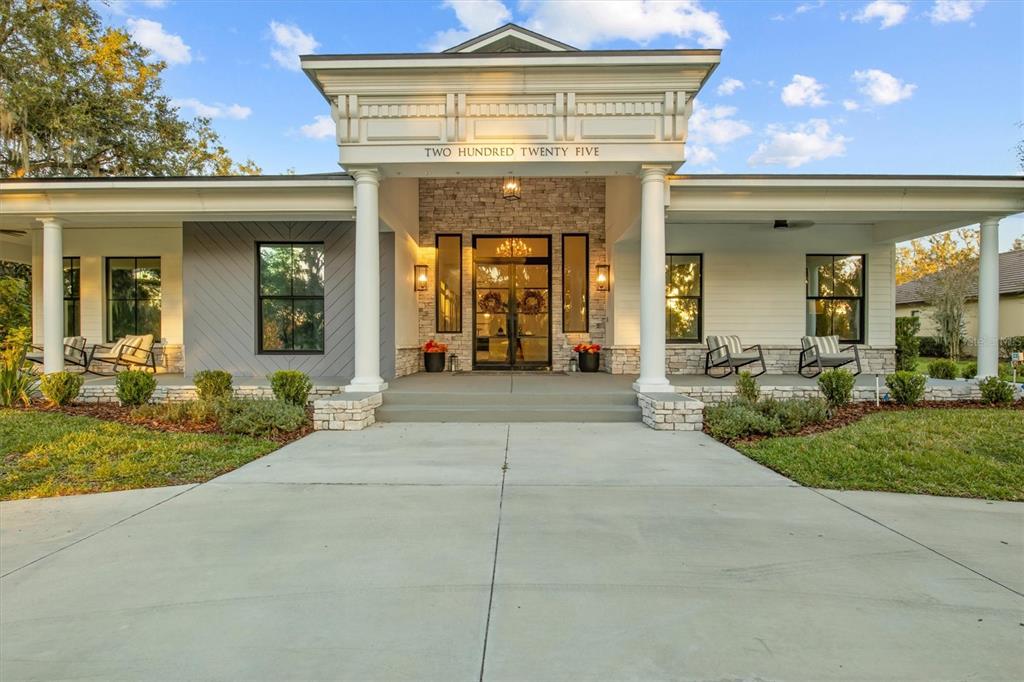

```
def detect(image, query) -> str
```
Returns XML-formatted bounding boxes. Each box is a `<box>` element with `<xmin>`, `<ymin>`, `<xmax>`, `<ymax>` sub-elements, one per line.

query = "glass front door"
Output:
<box><xmin>473</xmin><ymin>236</ymin><xmax>551</xmax><ymax>369</ymax></box>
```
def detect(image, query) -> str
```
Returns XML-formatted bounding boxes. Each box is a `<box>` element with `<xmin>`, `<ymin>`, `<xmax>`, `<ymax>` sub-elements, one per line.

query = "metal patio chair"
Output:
<box><xmin>27</xmin><ymin>336</ymin><xmax>90</xmax><ymax>372</ymax></box>
<box><xmin>798</xmin><ymin>335</ymin><xmax>862</xmax><ymax>378</ymax></box>
<box><xmin>704</xmin><ymin>335</ymin><xmax>768</xmax><ymax>378</ymax></box>
<box><xmin>88</xmin><ymin>334</ymin><xmax>158</xmax><ymax>373</ymax></box>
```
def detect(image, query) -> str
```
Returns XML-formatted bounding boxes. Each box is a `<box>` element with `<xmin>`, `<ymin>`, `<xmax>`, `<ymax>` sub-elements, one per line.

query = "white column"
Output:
<box><xmin>633</xmin><ymin>165</ymin><xmax>672</xmax><ymax>394</ymax></box>
<box><xmin>347</xmin><ymin>168</ymin><xmax>388</xmax><ymax>392</ymax></box>
<box><xmin>977</xmin><ymin>217</ymin><xmax>1000</xmax><ymax>378</ymax></box>
<box><xmin>39</xmin><ymin>217</ymin><xmax>65</xmax><ymax>374</ymax></box>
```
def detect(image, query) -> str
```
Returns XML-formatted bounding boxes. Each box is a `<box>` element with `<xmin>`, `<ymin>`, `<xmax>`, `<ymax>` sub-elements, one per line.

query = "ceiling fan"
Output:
<box><xmin>773</xmin><ymin>219</ymin><xmax>815</xmax><ymax>231</ymax></box>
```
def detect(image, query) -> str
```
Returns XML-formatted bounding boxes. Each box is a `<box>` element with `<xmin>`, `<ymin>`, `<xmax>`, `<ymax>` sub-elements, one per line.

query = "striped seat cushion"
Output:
<box><xmin>802</xmin><ymin>335</ymin><xmax>841</xmax><ymax>354</ymax></box>
<box><xmin>707</xmin><ymin>335</ymin><xmax>743</xmax><ymax>361</ymax></box>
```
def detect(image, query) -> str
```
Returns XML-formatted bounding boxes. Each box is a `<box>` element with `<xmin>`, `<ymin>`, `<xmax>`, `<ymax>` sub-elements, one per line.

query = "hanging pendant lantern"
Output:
<box><xmin>501</xmin><ymin>176</ymin><xmax>521</xmax><ymax>201</ymax></box>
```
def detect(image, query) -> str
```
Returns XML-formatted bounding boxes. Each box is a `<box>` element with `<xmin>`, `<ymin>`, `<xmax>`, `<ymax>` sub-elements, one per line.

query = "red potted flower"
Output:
<box><xmin>423</xmin><ymin>339</ymin><xmax>448</xmax><ymax>373</ymax></box>
<box><xmin>573</xmin><ymin>343</ymin><xmax>601</xmax><ymax>373</ymax></box>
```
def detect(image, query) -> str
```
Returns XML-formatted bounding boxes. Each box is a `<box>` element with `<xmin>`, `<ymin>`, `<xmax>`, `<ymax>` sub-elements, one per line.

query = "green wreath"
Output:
<box><xmin>478</xmin><ymin>291</ymin><xmax>506</xmax><ymax>313</ymax></box>
<box><xmin>518</xmin><ymin>289</ymin><xmax>546</xmax><ymax>315</ymax></box>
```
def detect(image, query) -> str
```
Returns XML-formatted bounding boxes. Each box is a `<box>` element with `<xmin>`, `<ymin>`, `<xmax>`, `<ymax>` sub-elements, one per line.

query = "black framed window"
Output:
<box><xmin>436</xmin><ymin>234</ymin><xmax>461</xmax><ymax>333</ymax></box>
<box><xmin>806</xmin><ymin>254</ymin><xmax>865</xmax><ymax>343</ymax></box>
<box><xmin>562</xmin><ymin>234</ymin><xmax>589</xmax><ymax>333</ymax></box>
<box><xmin>64</xmin><ymin>257</ymin><xmax>80</xmax><ymax>337</ymax></box>
<box><xmin>106</xmin><ymin>257</ymin><xmax>160</xmax><ymax>341</ymax></box>
<box><xmin>258</xmin><ymin>243</ymin><xmax>325</xmax><ymax>353</ymax></box>
<box><xmin>666</xmin><ymin>253</ymin><xmax>702</xmax><ymax>343</ymax></box>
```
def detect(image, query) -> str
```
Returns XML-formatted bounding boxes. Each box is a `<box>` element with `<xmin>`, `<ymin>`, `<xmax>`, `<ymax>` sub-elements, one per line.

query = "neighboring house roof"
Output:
<box><xmin>896</xmin><ymin>250</ymin><xmax>1024</xmax><ymax>305</ymax></box>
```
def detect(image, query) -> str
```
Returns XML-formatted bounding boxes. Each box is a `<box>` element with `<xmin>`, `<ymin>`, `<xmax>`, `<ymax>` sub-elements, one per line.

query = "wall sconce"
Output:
<box><xmin>501</xmin><ymin>176</ymin><xmax>521</xmax><ymax>201</ymax></box>
<box><xmin>596</xmin><ymin>264</ymin><xmax>610</xmax><ymax>291</ymax></box>
<box><xmin>415</xmin><ymin>264</ymin><xmax>428</xmax><ymax>291</ymax></box>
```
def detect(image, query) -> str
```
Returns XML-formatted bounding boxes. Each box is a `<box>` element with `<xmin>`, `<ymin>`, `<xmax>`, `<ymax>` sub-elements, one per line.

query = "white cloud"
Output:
<box><xmin>689</xmin><ymin>102</ymin><xmax>752</xmax><ymax>145</ymax></box>
<box><xmin>299</xmin><ymin>115</ymin><xmax>335</xmax><ymax>139</ymax></box>
<box><xmin>853</xmin><ymin>0</ymin><xmax>909</xmax><ymax>28</ymax></box>
<box><xmin>522</xmin><ymin>0</ymin><xmax>729</xmax><ymax>49</ymax></box>
<box><xmin>686</xmin><ymin>144</ymin><xmax>717</xmax><ymax>166</ymax></box>
<box><xmin>781</xmin><ymin>74</ymin><xmax>829</xmax><ymax>107</ymax></box>
<box><xmin>748</xmin><ymin>119</ymin><xmax>848</xmax><ymax>168</ymax></box>
<box><xmin>929</xmin><ymin>0</ymin><xmax>986</xmax><ymax>23</ymax></box>
<box><xmin>142</xmin><ymin>0</ymin><xmax>170</xmax><ymax>7</ymax></box>
<box><xmin>852</xmin><ymin>68</ymin><xmax>916</xmax><ymax>105</ymax></box>
<box><xmin>796</xmin><ymin>1</ymin><xmax>825</xmax><ymax>13</ymax></box>
<box><xmin>428</xmin><ymin>0</ymin><xmax>513</xmax><ymax>51</ymax></box>
<box><xmin>269</xmin><ymin>21</ymin><xmax>319</xmax><ymax>71</ymax></box>
<box><xmin>172</xmin><ymin>98</ymin><xmax>251</xmax><ymax>120</ymax></box>
<box><xmin>715</xmin><ymin>78</ymin><xmax>744</xmax><ymax>96</ymax></box>
<box><xmin>842</xmin><ymin>99</ymin><xmax>860</xmax><ymax>111</ymax></box>
<box><xmin>126</xmin><ymin>18</ymin><xmax>191</xmax><ymax>64</ymax></box>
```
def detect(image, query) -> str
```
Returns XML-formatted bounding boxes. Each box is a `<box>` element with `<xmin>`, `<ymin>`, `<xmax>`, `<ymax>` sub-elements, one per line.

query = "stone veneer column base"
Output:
<box><xmin>313</xmin><ymin>393</ymin><xmax>383</xmax><ymax>431</ymax></box>
<box><xmin>637</xmin><ymin>392</ymin><xmax>705</xmax><ymax>431</ymax></box>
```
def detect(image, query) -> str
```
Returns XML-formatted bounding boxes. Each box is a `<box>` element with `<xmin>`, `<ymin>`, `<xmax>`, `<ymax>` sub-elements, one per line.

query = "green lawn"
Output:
<box><xmin>0</xmin><ymin>410</ymin><xmax>279</xmax><ymax>501</ymax></box>
<box><xmin>913</xmin><ymin>356</ymin><xmax>975</xmax><ymax>376</ymax></box>
<box><xmin>735</xmin><ymin>409</ymin><xmax>1024</xmax><ymax>501</ymax></box>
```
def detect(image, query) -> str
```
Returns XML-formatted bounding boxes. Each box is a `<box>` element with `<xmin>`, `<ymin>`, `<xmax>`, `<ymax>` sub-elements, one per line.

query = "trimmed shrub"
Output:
<box><xmin>219</xmin><ymin>399</ymin><xmax>306</xmax><ymax>437</ymax></box>
<box><xmin>40</xmin><ymin>371</ymin><xmax>84</xmax><ymax>406</ymax></box>
<box><xmin>704</xmin><ymin>397</ymin><xmax>828</xmax><ymax>441</ymax></box>
<box><xmin>895</xmin><ymin>317</ymin><xmax>921</xmax><ymax>372</ymax></box>
<box><xmin>978</xmin><ymin>377</ymin><xmax>1015</xmax><ymax>405</ymax></box>
<box><xmin>927</xmin><ymin>358</ymin><xmax>958</xmax><ymax>380</ymax></box>
<box><xmin>917</xmin><ymin>336</ymin><xmax>947</xmax><ymax>359</ymax></box>
<box><xmin>268</xmin><ymin>370</ymin><xmax>312</xmax><ymax>407</ymax></box>
<box><xmin>116</xmin><ymin>370</ymin><xmax>157</xmax><ymax>406</ymax></box>
<box><xmin>705</xmin><ymin>401</ymin><xmax>782</xmax><ymax>441</ymax></box>
<box><xmin>961</xmin><ymin>362</ymin><xmax>978</xmax><ymax>379</ymax></box>
<box><xmin>132</xmin><ymin>399</ymin><xmax>222</xmax><ymax>425</ymax></box>
<box><xmin>818</xmin><ymin>369</ymin><xmax>855</xmax><ymax>409</ymax></box>
<box><xmin>885</xmin><ymin>371</ymin><xmax>926</xmax><ymax>406</ymax></box>
<box><xmin>758</xmin><ymin>396</ymin><xmax>829</xmax><ymax>432</ymax></box>
<box><xmin>736</xmin><ymin>370</ymin><xmax>759</xmax><ymax>403</ymax></box>
<box><xmin>194</xmin><ymin>369</ymin><xmax>233</xmax><ymax>401</ymax></box>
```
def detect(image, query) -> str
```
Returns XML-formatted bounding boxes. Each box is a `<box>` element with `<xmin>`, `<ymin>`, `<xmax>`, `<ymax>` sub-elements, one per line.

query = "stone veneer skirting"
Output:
<box><xmin>418</xmin><ymin>177</ymin><xmax>607</xmax><ymax>372</ymax></box>
<box><xmin>77</xmin><ymin>384</ymin><xmax>348</xmax><ymax>405</ymax></box>
<box><xmin>677</xmin><ymin>381</ymin><xmax>985</xmax><ymax>406</ymax></box>
<box><xmin>313</xmin><ymin>393</ymin><xmax>382</xmax><ymax>431</ymax></box>
<box><xmin>605</xmin><ymin>345</ymin><xmax>896</xmax><ymax>375</ymax></box>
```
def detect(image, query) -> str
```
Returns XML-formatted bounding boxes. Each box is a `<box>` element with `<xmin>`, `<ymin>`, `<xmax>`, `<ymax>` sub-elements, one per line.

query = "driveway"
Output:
<box><xmin>2</xmin><ymin>423</ymin><xmax>1022</xmax><ymax>681</ymax></box>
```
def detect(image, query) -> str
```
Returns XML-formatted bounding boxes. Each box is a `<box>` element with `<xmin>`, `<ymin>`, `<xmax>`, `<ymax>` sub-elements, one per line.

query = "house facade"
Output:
<box><xmin>896</xmin><ymin>249</ymin><xmax>1024</xmax><ymax>349</ymax></box>
<box><xmin>1</xmin><ymin>24</ymin><xmax>1022</xmax><ymax>388</ymax></box>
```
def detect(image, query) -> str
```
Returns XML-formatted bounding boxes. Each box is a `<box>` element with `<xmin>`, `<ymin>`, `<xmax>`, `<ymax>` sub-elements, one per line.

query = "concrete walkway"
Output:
<box><xmin>1</xmin><ymin>424</ymin><xmax>1022</xmax><ymax>681</ymax></box>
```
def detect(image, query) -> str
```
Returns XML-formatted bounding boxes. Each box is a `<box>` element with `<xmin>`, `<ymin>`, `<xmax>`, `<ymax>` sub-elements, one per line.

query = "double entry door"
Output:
<box><xmin>473</xmin><ymin>236</ymin><xmax>551</xmax><ymax>370</ymax></box>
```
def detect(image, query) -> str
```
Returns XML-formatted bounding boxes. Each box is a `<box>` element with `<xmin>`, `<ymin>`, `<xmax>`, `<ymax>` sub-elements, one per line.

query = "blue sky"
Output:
<box><xmin>97</xmin><ymin>0</ymin><xmax>1023</xmax><ymax>246</ymax></box>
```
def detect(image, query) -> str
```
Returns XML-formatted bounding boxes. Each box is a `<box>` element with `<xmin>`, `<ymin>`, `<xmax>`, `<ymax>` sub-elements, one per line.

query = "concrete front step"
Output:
<box><xmin>382</xmin><ymin>390</ymin><xmax>638</xmax><ymax>407</ymax></box>
<box><xmin>375</xmin><ymin>403</ymin><xmax>642</xmax><ymax>423</ymax></box>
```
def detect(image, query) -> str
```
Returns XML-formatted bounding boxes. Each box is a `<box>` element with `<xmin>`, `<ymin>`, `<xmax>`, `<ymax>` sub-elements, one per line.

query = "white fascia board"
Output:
<box><xmin>0</xmin><ymin>178</ymin><xmax>353</xmax><ymax>192</ymax></box>
<box><xmin>303</xmin><ymin>53</ymin><xmax>719</xmax><ymax>71</ymax></box>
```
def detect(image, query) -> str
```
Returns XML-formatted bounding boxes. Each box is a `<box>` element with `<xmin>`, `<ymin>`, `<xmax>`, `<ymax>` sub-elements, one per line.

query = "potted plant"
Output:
<box><xmin>573</xmin><ymin>343</ymin><xmax>601</xmax><ymax>373</ymax></box>
<box><xmin>423</xmin><ymin>339</ymin><xmax>448</xmax><ymax>372</ymax></box>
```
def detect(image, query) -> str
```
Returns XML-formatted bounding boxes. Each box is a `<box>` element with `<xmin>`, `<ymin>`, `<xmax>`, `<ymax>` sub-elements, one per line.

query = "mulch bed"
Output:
<box><xmin>707</xmin><ymin>399</ymin><xmax>1023</xmax><ymax>446</ymax></box>
<box><xmin>14</xmin><ymin>401</ymin><xmax>314</xmax><ymax>446</ymax></box>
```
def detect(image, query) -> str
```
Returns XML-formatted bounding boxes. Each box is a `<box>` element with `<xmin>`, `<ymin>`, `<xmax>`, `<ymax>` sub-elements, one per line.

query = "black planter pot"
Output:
<box><xmin>578</xmin><ymin>351</ymin><xmax>600</xmax><ymax>373</ymax></box>
<box><xmin>424</xmin><ymin>352</ymin><xmax>446</xmax><ymax>373</ymax></box>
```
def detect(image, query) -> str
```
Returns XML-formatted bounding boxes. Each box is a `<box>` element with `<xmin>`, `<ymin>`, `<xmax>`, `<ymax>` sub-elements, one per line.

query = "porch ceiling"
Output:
<box><xmin>0</xmin><ymin>176</ymin><xmax>356</xmax><ymax>229</ymax></box>
<box><xmin>667</xmin><ymin>175</ymin><xmax>1024</xmax><ymax>243</ymax></box>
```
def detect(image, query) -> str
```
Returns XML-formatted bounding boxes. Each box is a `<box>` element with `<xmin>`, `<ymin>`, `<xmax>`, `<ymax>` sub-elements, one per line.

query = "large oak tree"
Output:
<box><xmin>0</xmin><ymin>0</ymin><xmax>260</xmax><ymax>177</ymax></box>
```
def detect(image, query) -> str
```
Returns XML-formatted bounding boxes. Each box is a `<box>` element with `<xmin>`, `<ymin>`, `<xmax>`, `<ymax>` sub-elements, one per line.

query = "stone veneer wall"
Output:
<box><xmin>77</xmin><ymin>383</ymin><xmax>347</xmax><ymax>404</ymax></box>
<box><xmin>418</xmin><ymin>177</ymin><xmax>607</xmax><ymax>372</ymax></box>
<box><xmin>313</xmin><ymin>393</ymin><xmax>382</xmax><ymax>431</ymax></box>
<box><xmin>637</xmin><ymin>393</ymin><xmax>704</xmax><ymax>431</ymax></box>
<box><xmin>677</xmin><ymin>381</ymin><xmax>984</xmax><ymax>406</ymax></box>
<box><xmin>395</xmin><ymin>346</ymin><xmax>420</xmax><ymax>378</ymax></box>
<box><xmin>606</xmin><ymin>345</ymin><xmax>896</xmax><ymax>375</ymax></box>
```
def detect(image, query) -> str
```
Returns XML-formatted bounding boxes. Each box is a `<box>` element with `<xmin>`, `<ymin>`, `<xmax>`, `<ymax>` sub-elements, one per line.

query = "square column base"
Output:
<box><xmin>346</xmin><ymin>379</ymin><xmax>389</xmax><ymax>393</ymax></box>
<box><xmin>633</xmin><ymin>379</ymin><xmax>672</xmax><ymax>393</ymax></box>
